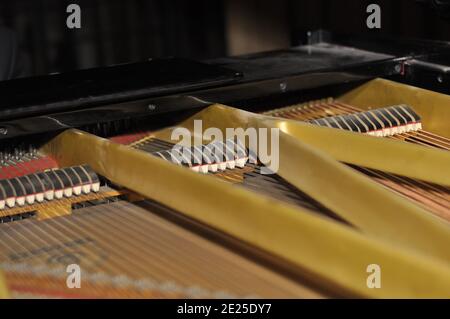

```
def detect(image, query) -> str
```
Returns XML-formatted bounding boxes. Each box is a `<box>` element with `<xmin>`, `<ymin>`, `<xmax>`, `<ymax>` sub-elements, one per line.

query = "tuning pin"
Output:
<box><xmin>28</xmin><ymin>145</ymin><xmax>35</xmax><ymax>157</ymax></box>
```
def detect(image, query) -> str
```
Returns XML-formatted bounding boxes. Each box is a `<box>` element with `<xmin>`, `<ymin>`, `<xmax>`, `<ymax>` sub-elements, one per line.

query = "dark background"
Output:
<box><xmin>1</xmin><ymin>0</ymin><xmax>450</xmax><ymax>78</ymax></box>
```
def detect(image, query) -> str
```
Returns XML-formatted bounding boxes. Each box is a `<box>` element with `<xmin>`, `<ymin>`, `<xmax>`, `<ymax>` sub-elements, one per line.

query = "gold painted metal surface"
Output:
<box><xmin>0</xmin><ymin>271</ymin><xmax>9</xmax><ymax>298</ymax></box>
<box><xmin>264</xmin><ymin>115</ymin><xmax>450</xmax><ymax>187</ymax></box>
<box><xmin>42</xmin><ymin>117</ymin><xmax>450</xmax><ymax>297</ymax></box>
<box><xmin>262</xmin><ymin>99</ymin><xmax>450</xmax><ymax>222</ymax></box>
<box><xmin>339</xmin><ymin>78</ymin><xmax>450</xmax><ymax>138</ymax></box>
<box><xmin>160</xmin><ymin>105</ymin><xmax>450</xmax><ymax>262</ymax></box>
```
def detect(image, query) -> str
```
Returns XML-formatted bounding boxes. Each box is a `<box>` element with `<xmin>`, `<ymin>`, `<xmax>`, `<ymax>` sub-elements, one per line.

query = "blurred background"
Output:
<box><xmin>1</xmin><ymin>0</ymin><xmax>450</xmax><ymax>78</ymax></box>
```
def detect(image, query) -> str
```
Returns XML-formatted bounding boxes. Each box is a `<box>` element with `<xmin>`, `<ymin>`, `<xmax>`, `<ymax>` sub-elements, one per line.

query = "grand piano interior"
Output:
<box><xmin>0</xmin><ymin>0</ymin><xmax>449</xmax><ymax>299</ymax></box>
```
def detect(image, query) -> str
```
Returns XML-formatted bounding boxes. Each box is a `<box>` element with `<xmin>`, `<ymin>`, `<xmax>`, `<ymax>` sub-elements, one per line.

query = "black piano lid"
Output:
<box><xmin>210</xmin><ymin>42</ymin><xmax>395</xmax><ymax>83</ymax></box>
<box><xmin>1</xmin><ymin>37</ymin><xmax>425</xmax><ymax>141</ymax></box>
<box><xmin>4</xmin><ymin>30</ymin><xmax>450</xmax><ymax>123</ymax></box>
<box><xmin>2</xmin><ymin>31</ymin><xmax>450</xmax><ymax>142</ymax></box>
<box><xmin>0</xmin><ymin>43</ymin><xmax>400</xmax><ymax>121</ymax></box>
<box><xmin>328</xmin><ymin>32</ymin><xmax>450</xmax><ymax>94</ymax></box>
<box><xmin>0</xmin><ymin>58</ymin><xmax>242</xmax><ymax>121</ymax></box>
